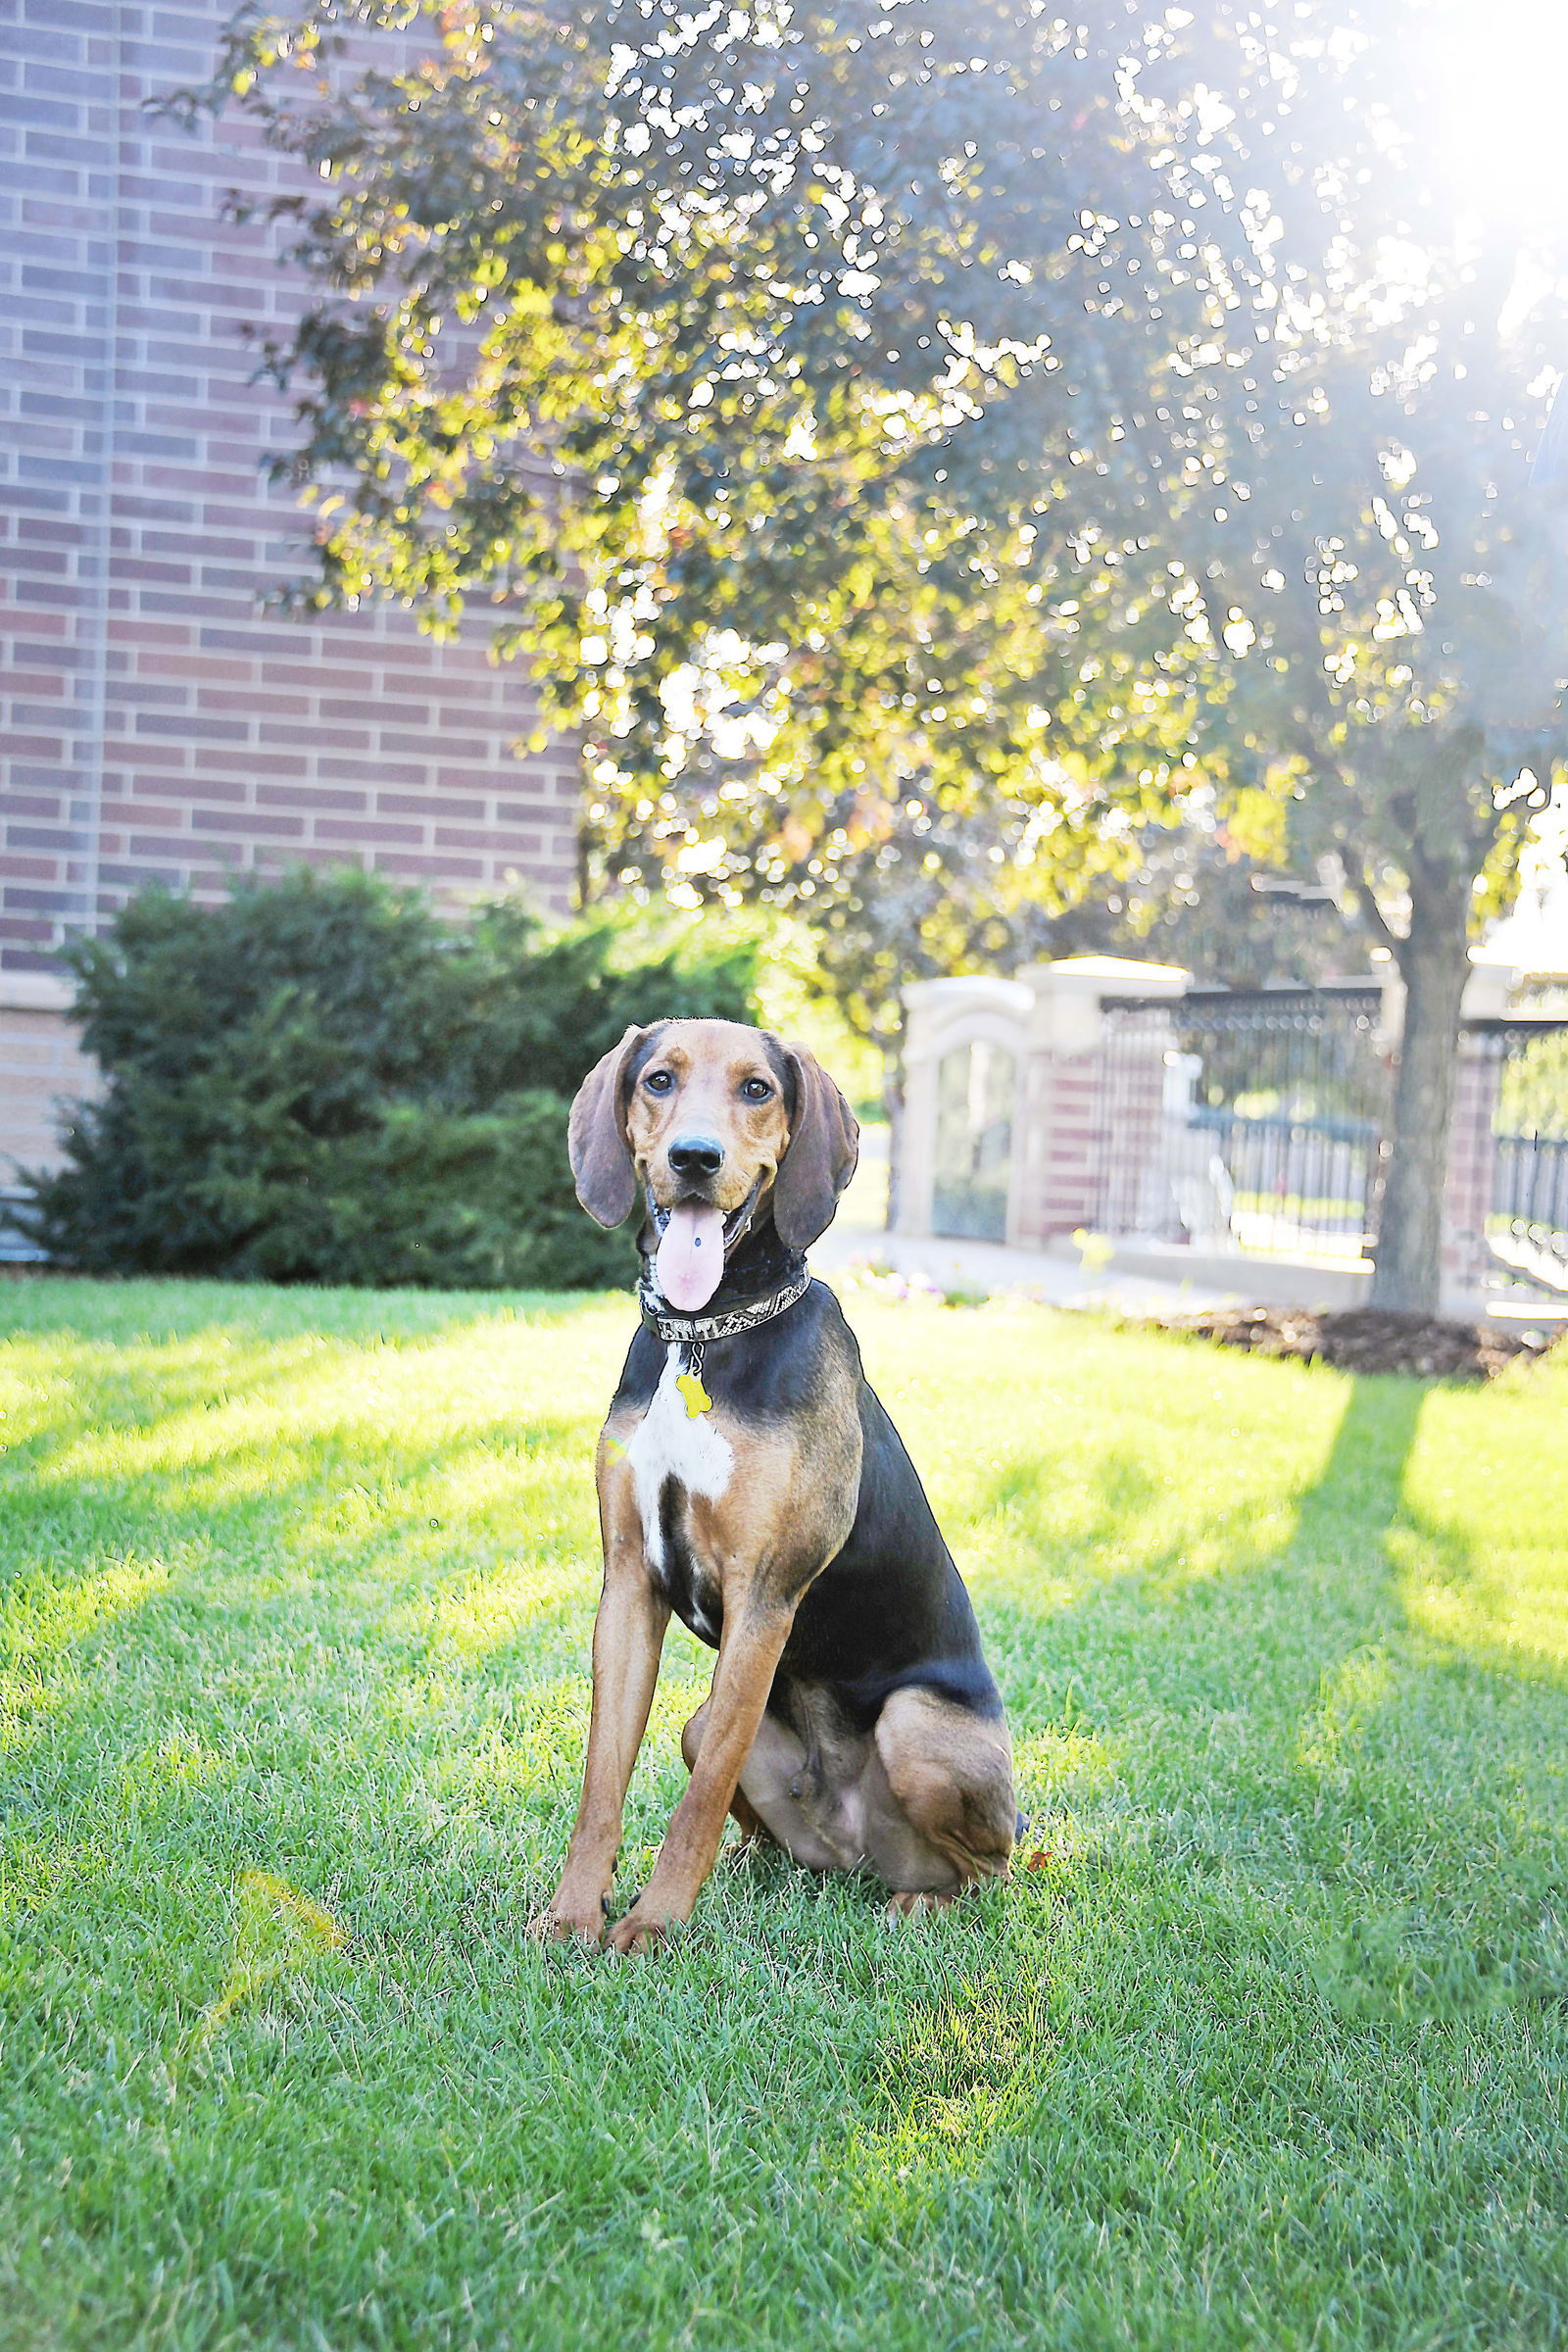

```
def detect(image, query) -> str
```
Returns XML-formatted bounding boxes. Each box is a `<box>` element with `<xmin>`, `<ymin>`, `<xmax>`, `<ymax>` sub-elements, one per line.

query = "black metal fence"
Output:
<box><xmin>1095</xmin><ymin>985</ymin><xmax>1568</xmax><ymax>1290</ymax></box>
<box><xmin>1493</xmin><ymin>1134</ymin><xmax>1568</xmax><ymax>1277</ymax></box>
<box><xmin>1096</xmin><ymin>983</ymin><xmax>1391</xmax><ymax>1260</ymax></box>
<box><xmin>1465</xmin><ymin>1017</ymin><xmax>1568</xmax><ymax>1294</ymax></box>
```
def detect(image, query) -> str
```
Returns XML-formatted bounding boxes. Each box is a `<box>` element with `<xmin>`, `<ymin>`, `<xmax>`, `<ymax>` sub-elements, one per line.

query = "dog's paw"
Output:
<box><xmin>883</xmin><ymin>1888</ymin><xmax>962</xmax><ymax>1926</ymax></box>
<box><xmin>605</xmin><ymin>1904</ymin><xmax>682</xmax><ymax>1957</ymax></box>
<box><xmin>527</xmin><ymin>1897</ymin><xmax>608</xmax><ymax>1949</ymax></box>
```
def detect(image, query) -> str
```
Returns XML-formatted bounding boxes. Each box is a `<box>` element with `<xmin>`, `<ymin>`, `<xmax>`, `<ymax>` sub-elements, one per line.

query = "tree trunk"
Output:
<box><xmin>1367</xmin><ymin>868</ymin><xmax>1472</xmax><ymax>1315</ymax></box>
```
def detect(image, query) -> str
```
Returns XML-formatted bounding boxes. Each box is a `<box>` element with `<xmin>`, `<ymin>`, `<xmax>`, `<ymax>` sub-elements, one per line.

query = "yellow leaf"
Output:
<box><xmin>194</xmin><ymin>1870</ymin><xmax>347</xmax><ymax>2050</ymax></box>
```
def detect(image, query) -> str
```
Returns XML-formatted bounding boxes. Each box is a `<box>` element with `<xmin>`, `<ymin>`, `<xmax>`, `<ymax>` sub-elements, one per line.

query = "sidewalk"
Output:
<box><xmin>811</xmin><ymin>1213</ymin><xmax>1568</xmax><ymax>1325</ymax></box>
<box><xmin>810</xmin><ymin>1127</ymin><xmax>1236</xmax><ymax>1312</ymax></box>
<box><xmin>809</xmin><ymin>1216</ymin><xmax>1239</xmax><ymax>1314</ymax></box>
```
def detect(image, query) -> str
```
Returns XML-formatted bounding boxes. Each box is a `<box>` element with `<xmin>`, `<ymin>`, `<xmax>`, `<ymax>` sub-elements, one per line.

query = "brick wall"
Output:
<box><xmin>1012</xmin><ymin>1050</ymin><xmax>1102</xmax><ymax>1245</ymax></box>
<box><xmin>1</xmin><ymin>0</ymin><xmax>580</xmax><ymax>1168</ymax></box>
<box><xmin>1442</xmin><ymin>1036</ymin><xmax>1503</xmax><ymax>1296</ymax></box>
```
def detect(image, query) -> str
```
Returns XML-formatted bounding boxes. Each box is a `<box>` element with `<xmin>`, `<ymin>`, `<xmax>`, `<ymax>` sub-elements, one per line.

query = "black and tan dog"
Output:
<box><xmin>533</xmin><ymin>1018</ymin><xmax>1016</xmax><ymax>1955</ymax></box>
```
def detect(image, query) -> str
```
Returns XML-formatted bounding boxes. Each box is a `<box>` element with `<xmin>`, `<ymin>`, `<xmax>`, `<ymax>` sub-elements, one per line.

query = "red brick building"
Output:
<box><xmin>0</xmin><ymin>0</ymin><xmax>579</xmax><ymax>1175</ymax></box>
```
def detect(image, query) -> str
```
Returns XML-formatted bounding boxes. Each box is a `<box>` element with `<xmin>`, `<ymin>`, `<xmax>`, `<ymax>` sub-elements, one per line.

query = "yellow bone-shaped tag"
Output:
<box><xmin>675</xmin><ymin>1371</ymin><xmax>712</xmax><ymax>1418</ymax></box>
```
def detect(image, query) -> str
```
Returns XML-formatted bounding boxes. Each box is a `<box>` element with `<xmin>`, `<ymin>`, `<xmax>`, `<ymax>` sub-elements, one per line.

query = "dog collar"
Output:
<box><xmin>637</xmin><ymin>1264</ymin><xmax>811</xmax><ymax>1347</ymax></box>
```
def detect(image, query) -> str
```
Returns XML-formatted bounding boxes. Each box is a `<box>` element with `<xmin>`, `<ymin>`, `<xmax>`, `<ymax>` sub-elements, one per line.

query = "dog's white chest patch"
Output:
<box><xmin>625</xmin><ymin>1349</ymin><xmax>734</xmax><ymax>1572</ymax></box>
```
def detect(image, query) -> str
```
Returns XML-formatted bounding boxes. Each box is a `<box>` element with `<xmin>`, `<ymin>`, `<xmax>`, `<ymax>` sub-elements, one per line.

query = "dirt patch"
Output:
<box><xmin>1148</xmin><ymin>1304</ymin><xmax>1559</xmax><ymax>1382</ymax></box>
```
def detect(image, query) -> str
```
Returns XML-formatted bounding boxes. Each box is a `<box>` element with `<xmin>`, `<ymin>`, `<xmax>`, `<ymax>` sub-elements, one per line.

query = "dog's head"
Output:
<box><xmin>568</xmin><ymin>1018</ymin><xmax>859</xmax><ymax>1307</ymax></box>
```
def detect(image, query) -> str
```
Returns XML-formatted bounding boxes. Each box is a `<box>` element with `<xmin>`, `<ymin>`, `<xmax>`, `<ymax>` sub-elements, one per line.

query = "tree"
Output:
<box><xmin>1071</xmin><ymin>2</ymin><xmax>1568</xmax><ymax>1309</ymax></box>
<box><xmin>726</xmin><ymin>0</ymin><xmax>1568</xmax><ymax>1309</ymax></box>
<box><xmin>192</xmin><ymin>0</ymin><xmax>1568</xmax><ymax>1308</ymax></box>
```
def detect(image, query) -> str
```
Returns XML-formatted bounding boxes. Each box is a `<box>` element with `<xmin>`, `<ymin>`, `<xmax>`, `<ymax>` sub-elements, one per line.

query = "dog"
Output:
<box><xmin>532</xmin><ymin>1019</ymin><xmax>1016</xmax><ymax>1955</ymax></box>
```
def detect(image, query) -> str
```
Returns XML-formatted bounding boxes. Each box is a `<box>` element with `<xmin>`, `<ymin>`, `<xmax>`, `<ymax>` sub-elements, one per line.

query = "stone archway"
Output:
<box><xmin>933</xmin><ymin>1038</ymin><xmax>1016</xmax><ymax>1241</ymax></box>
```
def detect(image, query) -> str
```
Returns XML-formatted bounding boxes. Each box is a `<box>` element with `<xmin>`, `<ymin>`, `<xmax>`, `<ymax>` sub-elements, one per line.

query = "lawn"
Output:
<box><xmin>3</xmin><ymin>1278</ymin><xmax>1568</xmax><ymax>2351</ymax></box>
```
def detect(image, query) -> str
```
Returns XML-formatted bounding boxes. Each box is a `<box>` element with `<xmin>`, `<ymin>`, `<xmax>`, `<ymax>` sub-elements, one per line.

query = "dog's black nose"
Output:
<box><xmin>667</xmin><ymin>1135</ymin><xmax>725</xmax><ymax>1179</ymax></box>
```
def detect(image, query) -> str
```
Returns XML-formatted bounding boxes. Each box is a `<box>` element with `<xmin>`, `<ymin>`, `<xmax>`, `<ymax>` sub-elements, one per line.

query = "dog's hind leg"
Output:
<box><xmin>682</xmin><ymin>1698</ymin><xmax>851</xmax><ymax>1871</ymax></box>
<box><xmin>873</xmin><ymin>1686</ymin><xmax>1015</xmax><ymax>1920</ymax></box>
<box><xmin>681</xmin><ymin>1700</ymin><xmax>771</xmax><ymax>1847</ymax></box>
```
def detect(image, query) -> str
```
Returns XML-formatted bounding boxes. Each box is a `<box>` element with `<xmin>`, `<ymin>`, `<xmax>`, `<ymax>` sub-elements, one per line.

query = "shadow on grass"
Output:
<box><xmin>858</xmin><ymin>1364</ymin><xmax>1568</xmax><ymax>2200</ymax></box>
<box><xmin>0</xmin><ymin>1300</ymin><xmax>623</xmax><ymax>1931</ymax></box>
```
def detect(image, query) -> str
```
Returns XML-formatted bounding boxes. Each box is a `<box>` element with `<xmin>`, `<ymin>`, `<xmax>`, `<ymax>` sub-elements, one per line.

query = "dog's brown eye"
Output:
<box><xmin>741</xmin><ymin>1077</ymin><xmax>771</xmax><ymax>1102</ymax></box>
<box><xmin>645</xmin><ymin>1070</ymin><xmax>674</xmax><ymax>1095</ymax></box>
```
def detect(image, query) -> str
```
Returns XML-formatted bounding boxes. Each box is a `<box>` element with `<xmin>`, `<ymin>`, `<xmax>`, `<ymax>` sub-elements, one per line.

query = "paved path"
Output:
<box><xmin>809</xmin><ymin>1217</ymin><xmax>1237</xmax><ymax>1314</ymax></box>
<box><xmin>810</xmin><ymin>1126</ymin><xmax>1232</xmax><ymax>1312</ymax></box>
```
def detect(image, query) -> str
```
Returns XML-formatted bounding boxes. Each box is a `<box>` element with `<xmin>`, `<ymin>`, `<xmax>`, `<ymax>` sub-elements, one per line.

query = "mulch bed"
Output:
<box><xmin>1149</xmin><ymin>1304</ymin><xmax>1560</xmax><ymax>1382</ymax></box>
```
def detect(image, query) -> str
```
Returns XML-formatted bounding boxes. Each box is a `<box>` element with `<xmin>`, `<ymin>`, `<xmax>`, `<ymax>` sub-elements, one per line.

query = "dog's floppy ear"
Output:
<box><xmin>773</xmin><ymin>1043</ymin><xmax>860</xmax><ymax>1250</ymax></box>
<box><xmin>568</xmin><ymin>1024</ymin><xmax>651</xmax><ymax>1227</ymax></box>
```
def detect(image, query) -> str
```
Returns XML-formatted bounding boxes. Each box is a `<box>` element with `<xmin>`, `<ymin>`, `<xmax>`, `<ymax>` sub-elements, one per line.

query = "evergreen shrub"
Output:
<box><xmin>18</xmin><ymin>870</ymin><xmax>756</xmax><ymax>1287</ymax></box>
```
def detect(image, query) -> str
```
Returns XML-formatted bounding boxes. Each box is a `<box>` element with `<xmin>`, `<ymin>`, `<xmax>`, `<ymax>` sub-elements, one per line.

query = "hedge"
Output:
<box><xmin>17</xmin><ymin>870</ymin><xmax>756</xmax><ymax>1287</ymax></box>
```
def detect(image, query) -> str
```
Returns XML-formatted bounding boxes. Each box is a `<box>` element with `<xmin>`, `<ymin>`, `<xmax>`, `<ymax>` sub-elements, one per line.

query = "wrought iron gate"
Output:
<box><xmin>1471</xmin><ymin>1014</ymin><xmax>1568</xmax><ymax>1291</ymax></box>
<box><xmin>1096</xmin><ymin>984</ymin><xmax>1391</xmax><ymax>1260</ymax></box>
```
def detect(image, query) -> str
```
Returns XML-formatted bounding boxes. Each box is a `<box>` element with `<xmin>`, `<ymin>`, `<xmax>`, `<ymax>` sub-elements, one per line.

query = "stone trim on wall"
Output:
<box><xmin>0</xmin><ymin>975</ymin><xmax>98</xmax><ymax>1177</ymax></box>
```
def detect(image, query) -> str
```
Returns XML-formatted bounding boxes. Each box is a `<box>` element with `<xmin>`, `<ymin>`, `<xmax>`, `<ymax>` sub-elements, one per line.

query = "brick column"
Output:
<box><xmin>1442</xmin><ymin>1031</ymin><xmax>1502</xmax><ymax>1299</ymax></box>
<box><xmin>1013</xmin><ymin>957</ymin><xmax>1190</xmax><ymax>1247</ymax></box>
<box><xmin>1013</xmin><ymin>1040</ymin><xmax>1102</xmax><ymax>1244</ymax></box>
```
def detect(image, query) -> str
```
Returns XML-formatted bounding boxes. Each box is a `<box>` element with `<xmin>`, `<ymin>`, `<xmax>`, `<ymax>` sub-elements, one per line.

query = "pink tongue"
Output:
<box><xmin>657</xmin><ymin>1203</ymin><xmax>726</xmax><ymax>1310</ymax></box>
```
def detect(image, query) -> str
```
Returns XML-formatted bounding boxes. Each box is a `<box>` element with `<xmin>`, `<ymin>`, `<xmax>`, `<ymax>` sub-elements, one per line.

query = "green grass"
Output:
<box><xmin>4</xmin><ymin>1278</ymin><xmax>1568</xmax><ymax>2351</ymax></box>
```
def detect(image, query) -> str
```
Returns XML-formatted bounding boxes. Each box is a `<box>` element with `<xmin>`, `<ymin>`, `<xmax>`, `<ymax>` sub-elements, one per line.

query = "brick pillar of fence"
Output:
<box><xmin>1011</xmin><ymin>962</ymin><xmax>1103</xmax><ymax>1247</ymax></box>
<box><xmin>1014</xmin><ymin>1044</ymin><xmax>1103</xmax><ymax>1244</ymax></box>
<box><xmin>1016</xmin><ymin>959</ymin><xmax>1188</xmax><ymax>1247</ymax></box>
<box><xmin>1436</xmin><ymin>960</ymin><xmax>1518</xmax><ymax>1304</ymax></box>
<box><xmin>899</xmin><ymin>958</ymin><xmax>1190</xmax><ymax>1250</ymax></box>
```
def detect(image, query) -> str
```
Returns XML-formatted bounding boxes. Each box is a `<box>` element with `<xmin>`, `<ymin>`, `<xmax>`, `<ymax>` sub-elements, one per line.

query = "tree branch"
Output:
<box><xmin>1346</xmin><ymin>856</ymin><xmax>1404</xmax><ymax>957</ymax></box>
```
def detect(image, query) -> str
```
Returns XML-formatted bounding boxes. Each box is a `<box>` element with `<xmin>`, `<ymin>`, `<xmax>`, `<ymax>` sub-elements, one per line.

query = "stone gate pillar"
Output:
<box><xmin>898</xmin><ymin>976</ymin><xmax>1032</xmax><ymax>1240</ymax></box>
<box><xmin>897</xmin><ymin>956</ymin><xmax>1189</xmax><ymax>1249</ymax></box>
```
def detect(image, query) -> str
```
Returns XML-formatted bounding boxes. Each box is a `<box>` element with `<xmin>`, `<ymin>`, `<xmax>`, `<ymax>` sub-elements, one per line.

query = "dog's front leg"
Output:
<box><xmin>533</xmin><ymin>1489</ymin><xmax>669</xmax><ymax>1946</ymax></box>
<box><xmin>607</xmin><ymin>1594</ymin><xmax>795</xmax><ymax>1956</ymax></box>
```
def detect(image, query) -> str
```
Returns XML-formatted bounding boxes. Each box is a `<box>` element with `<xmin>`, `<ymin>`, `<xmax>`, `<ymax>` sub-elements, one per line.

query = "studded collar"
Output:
<box><xmin>637</xmin><ymin>1261</ymin><xmax>811</xmax><ymax>1347</ymax></box>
